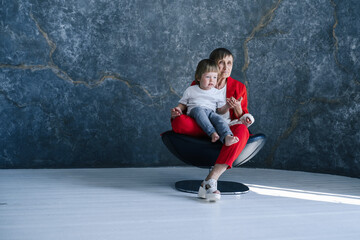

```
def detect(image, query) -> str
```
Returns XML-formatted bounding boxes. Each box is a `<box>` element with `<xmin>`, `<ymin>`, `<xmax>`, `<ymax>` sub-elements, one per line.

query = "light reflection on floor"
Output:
<box><xmin>247</xmin><ymin>184</ymin><xmax>360</xmax><ymax>205</ymax></box>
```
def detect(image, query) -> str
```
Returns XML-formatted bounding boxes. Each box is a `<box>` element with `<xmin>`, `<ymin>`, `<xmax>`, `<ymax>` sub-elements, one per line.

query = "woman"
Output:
<box><xmin>171</xmin><ymin>48</ymin><xmax>250</xmax><ymax>201</ymax></box>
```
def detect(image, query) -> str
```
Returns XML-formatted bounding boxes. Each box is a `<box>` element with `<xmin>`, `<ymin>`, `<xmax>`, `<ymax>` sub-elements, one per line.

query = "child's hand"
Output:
<box><xmin>171</xmin><ymin>107</ymin><xmax>183</xmax><ymax>119</ymax></box>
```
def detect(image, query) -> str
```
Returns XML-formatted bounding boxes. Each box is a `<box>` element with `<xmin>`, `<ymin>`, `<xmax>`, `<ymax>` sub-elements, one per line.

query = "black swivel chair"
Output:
<box><xmin>161</xmin><ymin>130</ymin><xmax>266</xmax><ymax>195</ymax></box>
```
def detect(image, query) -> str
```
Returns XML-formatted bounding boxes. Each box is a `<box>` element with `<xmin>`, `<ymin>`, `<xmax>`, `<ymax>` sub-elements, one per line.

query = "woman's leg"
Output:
<box><xmin>201</xmin><ymin>124</ymin><xmax>249</xmax><ymax>197</ymax></box>
<box><xmin>201</xmin><ymin>124</ymin><xmax>249</xmax><ymax>179</ymax></box>
<box><xmin>171</xmin><ymin>114</ymin><xmax>206</xmax><ymax>137</ymax></box>
<box><xmin>215</xmin><ymin>124</ymin><xmax>249</xmax><ymax>168</ymax></box>
<box><xmin>205</xmin><ymin>164</ymin><xmax>228</xmax><ymax>181</ymax></box>
<box><xmin>200</xmin><ymin>163</ymin><xmax>228</xmax><ymax>198</ymax></box>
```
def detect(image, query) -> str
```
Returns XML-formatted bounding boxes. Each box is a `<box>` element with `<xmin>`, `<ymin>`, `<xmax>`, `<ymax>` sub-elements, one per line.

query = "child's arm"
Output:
<box><xmin>171</xmin><ymin>103</ymin><xmax>187</xmax><ymax>119</ymax></box>
<box><xmin>218</xmin><ymin>96</ymin><xmax>240</xmax><ymax>114</ymax></box>
<box><xmin>216</xmin><ymin>102</ymin><xmax>231</xmax><ymax>115</ymax></box>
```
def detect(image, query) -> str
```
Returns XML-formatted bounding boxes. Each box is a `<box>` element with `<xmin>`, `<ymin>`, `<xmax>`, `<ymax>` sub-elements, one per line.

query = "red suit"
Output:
<box><xmin>171</xmin><ymin>77</ymin><xmax>250</xmax><ymax>168</ymax></box>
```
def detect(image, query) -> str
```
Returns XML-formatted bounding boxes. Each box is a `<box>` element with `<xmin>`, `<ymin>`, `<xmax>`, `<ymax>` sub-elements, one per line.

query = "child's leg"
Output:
<box><xmin>188</xmin><ymin>107</ymin><xmax>217</xmax><ymax>138</ymax></box>
<box><xmin>208</xmin><ymin>112</ymin><xmax>239</xmax><ymax>146</ymax></box>
<box><xmin>211</xmin><ymin>132</ymin><xmax>220</xmax><ymax>143</ymax></box>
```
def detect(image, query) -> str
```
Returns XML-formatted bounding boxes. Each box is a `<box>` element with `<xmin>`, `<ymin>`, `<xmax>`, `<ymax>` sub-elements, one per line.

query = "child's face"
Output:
<box><xmin>198</xmin><ymin>72</ymin><xmax>218</xmax><ymax>90</ymax></box>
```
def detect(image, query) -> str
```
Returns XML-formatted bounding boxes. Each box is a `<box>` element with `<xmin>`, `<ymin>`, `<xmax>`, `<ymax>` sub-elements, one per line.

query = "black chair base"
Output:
<box><xmin>175</xmin><ymin>180</ymin><xmax>249</xmax><ymax>195</ymax></box>
<box><xmin>161</xmin><ymin>130</ymin><xmax>264</xmax><ymax>196</ymax></box>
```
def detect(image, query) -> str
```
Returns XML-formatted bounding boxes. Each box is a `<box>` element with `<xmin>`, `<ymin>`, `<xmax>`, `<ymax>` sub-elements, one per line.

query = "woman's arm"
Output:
<box><xmin>230</xmin><ymin>97</ymin><xmax>243</xmax><ymax>118</ymax></box>
<box><xmin>219</xmin><ymin>97</ymin><xmax>244</xmax><ymax>117</ymax></box>
<box><xmin>226</xmin><ymin>77</ymin><xmax>249</xmax><ymax>120</ymax></box>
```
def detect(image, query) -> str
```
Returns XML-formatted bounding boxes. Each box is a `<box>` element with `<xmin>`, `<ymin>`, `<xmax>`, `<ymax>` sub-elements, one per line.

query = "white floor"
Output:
<box><xmin>0</xmin><ymin>167</ymin><xmax>360</xmax><ymax>240</ymax></box>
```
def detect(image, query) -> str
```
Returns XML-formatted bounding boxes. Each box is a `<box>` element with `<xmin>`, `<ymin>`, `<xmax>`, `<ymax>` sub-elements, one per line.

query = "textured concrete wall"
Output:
<box><xmin>1</xmin><ymin>0</ymin><xmax>359</xmax><ymax>177</ymax></box>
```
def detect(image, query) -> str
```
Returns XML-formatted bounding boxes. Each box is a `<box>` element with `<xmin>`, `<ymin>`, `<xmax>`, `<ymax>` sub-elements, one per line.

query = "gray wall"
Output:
<box><xmin>1</xmin><ymin>0</ymin><xmax>359</xmax><ymax>177</ymax></box>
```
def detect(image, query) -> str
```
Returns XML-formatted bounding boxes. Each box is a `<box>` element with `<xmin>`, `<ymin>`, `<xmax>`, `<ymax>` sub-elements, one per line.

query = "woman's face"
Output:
<box><xmin>217</xmin><ymin>55</ymin><xmax>233</xmax><ymax>79</ymax></box>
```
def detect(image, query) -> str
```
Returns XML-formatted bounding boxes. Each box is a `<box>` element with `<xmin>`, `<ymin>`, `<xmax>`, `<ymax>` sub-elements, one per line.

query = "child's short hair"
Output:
<box><xmin>194</xmin><ymin>59</ymin><xmax>218</xmax><ymax>83</ymax></box>
<box><xmin>209</xmin><ymin>48</ymin><xmax>233</xmax><ymax>63</ymax></box>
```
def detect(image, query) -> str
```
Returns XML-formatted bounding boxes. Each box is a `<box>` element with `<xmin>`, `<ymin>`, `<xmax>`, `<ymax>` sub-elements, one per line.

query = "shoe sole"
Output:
<box><xmin>198</xmin><ymin>186</ymin><xmax>221</xmax><ymax>201</ymax></box>
<box><xmin>206</xmin><ymin>193</ymin><xmax>221</xmax><ymax>202</ymax></box>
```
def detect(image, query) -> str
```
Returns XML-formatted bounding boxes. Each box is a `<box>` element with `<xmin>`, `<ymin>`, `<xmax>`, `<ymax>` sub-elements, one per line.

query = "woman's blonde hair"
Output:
<box><xmin>194</xmin><ymin>59</ymin><xmax>219</xmax><ymax>83</ymax></box>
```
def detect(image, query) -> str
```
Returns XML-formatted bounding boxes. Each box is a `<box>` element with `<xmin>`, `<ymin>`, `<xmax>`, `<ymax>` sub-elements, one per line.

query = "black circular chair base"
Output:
<box><xmin>162</xmin><ymin>130</ymin><xmax>264</xmax><ymax>196</ymax></box>
<box><xmin>175</xmin><ymin>180</ymin><xmax>249</xmax><ymax>195</ymax></box>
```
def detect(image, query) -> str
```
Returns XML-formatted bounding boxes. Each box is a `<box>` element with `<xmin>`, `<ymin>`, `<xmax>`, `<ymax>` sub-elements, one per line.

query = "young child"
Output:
<box><xmin>171</xmin><ymin>59</ymin><xmax>239</xmax><ymax>146</ymax></box>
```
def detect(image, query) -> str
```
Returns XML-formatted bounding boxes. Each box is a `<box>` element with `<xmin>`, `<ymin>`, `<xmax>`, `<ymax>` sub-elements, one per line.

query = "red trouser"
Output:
<box><xmin>171</xmin><ymin>115</ymin><xmax>249</xmax><ymax>168</ymax></box>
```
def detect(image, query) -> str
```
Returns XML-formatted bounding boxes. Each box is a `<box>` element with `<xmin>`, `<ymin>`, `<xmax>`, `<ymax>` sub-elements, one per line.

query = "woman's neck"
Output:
<box><xmin>216</xmin><ymin>77</ymin><xmax>227</xmax><ymax>89</ymax></box>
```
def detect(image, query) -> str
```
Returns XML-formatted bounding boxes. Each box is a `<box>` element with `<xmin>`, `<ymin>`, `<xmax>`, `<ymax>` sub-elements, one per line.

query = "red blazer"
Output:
<box><xmin>191</xmin><ymin>77</ymin><xmax>248</xmax><ymax>120</ymax></box>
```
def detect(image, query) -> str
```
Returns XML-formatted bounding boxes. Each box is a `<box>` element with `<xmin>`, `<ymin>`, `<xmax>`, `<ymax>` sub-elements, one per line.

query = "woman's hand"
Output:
<box><xmin>226</xmin><ymin>97</ymin><xmax>242</xmax><ymax>108</ymax></box>
<box><xmin>171</xmin><ymin>107</ymin><xmax>183</xmax><ymax>119</ymax></box>
<box><xmin>227</xmin><ymin>97</ymin><xmax>243</xmax><ymax>117</ymax></box>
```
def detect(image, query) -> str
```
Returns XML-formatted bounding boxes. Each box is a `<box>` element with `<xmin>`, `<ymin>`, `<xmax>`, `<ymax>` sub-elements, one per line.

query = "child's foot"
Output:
<box><xmin>211</xmin><ymin>132</ymin><xmax>220</xmax><ymax>142</ymax></box>
<box><xmin>225</xmin><ymin>135</ymin><xmax>239</xmax><ymax>146</ymax></box>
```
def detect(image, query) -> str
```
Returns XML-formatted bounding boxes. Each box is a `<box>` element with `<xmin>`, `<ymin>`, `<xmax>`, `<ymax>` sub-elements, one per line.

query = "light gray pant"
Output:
<box><xmin>189</xmin><ymin>107</ymin><xmax>233</xmax><ymax>143</ymax></box>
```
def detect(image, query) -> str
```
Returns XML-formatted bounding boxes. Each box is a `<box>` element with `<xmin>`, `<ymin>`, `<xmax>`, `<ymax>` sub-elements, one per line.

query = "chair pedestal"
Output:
<box><xmin>161</xmin><ymin>130</ymin><xmax>265</xmax><ymax>196</ymax></box>
<box><xmin>175</xmin><ymin>180</ymin><xmax>249</xmax><ymax>195</ymax></box>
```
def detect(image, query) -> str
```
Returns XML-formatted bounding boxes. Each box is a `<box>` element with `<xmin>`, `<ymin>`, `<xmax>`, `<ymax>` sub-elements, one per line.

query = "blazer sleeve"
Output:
<box><xmin>227</xmin><ymin>77</ymin><xmax>249</xmax><ymax>120</ymax></box>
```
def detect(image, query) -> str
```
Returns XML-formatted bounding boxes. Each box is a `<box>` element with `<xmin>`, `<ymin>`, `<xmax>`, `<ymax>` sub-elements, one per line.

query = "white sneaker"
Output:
<box><xmin>198</xmin><ymin>179</ymin><xmax>221</xmax><ymax>202</ymax></box>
